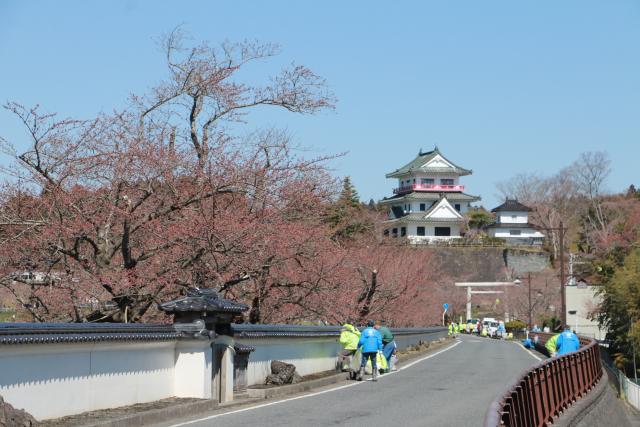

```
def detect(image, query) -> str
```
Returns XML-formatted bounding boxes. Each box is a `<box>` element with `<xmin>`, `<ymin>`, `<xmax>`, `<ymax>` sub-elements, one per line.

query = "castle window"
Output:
<box><xmin>420</xmin><ymin>203</ymin><xmax>426</xmax><ymax>211</ymax></box>
<box><xmin>417</xmin><ymin>226</ymin><xmax>426</xmax><ymax>236</ymax></box>
<box><xmin>401</xmin><ymin>227</ymin><xmax>406</xmax><ymax>237</ymax></box>
<box><xmin>435</xmin><ymin>227</ymin><xmax>451</xmax><ymax>236</ymax></box>
<box><xmin>441</xmin><ymin>178</ymin><xmax>454</xmax><ymax>185</ymax></box>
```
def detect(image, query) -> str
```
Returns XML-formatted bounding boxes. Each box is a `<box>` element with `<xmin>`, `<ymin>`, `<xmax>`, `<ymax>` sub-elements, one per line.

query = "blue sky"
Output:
<box><xmin>1</xmin><ymin>1</ymin><xmax>638</xmax><ymax>207</ymax></box>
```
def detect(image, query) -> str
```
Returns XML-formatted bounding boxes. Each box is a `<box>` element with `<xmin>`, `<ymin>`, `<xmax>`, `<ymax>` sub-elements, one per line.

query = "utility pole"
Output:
<box><xmin>559</xmin><ymin>221</ymin><xmax>566</xmax><ymax>326</ymax></box>
<box><xmin>528</xmin><ymin>272</ymin><xmax>532</xmax><ymax>330</ymax></box>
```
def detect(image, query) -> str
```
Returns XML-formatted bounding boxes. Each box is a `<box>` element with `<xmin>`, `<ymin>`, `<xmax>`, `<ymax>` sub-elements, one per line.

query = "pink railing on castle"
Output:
<box><xmin>393</xmin><ymin>184</ymin><xmax>465</xmax><ymax>194</ymax></box>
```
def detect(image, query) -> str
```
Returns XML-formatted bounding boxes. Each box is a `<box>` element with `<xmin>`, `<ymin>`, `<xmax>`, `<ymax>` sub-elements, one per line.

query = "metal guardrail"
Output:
<box><xmin>484</xmin><ymin>333</ymin><xmax>603</xmax><ymax>427</ymax></box>
<box><xmin>601</xmin><ymin>351</ymin><xmax>640</xmax><ymax>411</ymax></box>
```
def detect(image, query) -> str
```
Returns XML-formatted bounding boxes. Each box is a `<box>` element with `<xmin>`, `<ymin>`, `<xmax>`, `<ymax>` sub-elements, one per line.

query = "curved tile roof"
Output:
<box><xmin>491</xmin><ymin>199</ymin><xmax>533</xmax><ymax>212</ymax></box>
<box><xmin>380</xmin><ymin>191</ymin><xmax>480</xmax><ymax>204</ymax></box>
<box><xmin>386</xmin><ymin>147</ymin><xmax>472</xmax><ymax>178</ymax></box>
<box><xmin>158</xmin><ymin>288</ymin><xmax>248</xmax><ymax>314</ymax></box>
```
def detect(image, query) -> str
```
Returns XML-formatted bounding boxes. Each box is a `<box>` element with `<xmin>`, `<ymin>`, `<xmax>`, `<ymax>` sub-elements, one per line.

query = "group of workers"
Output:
<box><xmin>448</xmin><ymin>320</ymin><xmax>511</xmax><ymax>339</ymax></box>
<box><xmin>339</xmin><ymin>319</ymin><xmax>397</xmax><ymax>382</ymax></box>
<box><xmin>522</xmin><ymin>325</ymin><xmax>581</xmax><ymax>356</ymax></box>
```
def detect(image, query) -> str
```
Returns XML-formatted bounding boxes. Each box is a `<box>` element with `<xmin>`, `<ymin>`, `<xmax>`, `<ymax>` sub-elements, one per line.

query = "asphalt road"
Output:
<box><xmin>159</xmin><ymin>336</ymin><xmax>541</xmax><ymax>427</ymax></box>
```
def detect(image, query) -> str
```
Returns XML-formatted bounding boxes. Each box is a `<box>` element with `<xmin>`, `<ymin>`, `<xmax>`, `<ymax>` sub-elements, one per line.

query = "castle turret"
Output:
<box><xmin>379</xmin><ymin>147</ymin><xmax>480</xmax><ymax>242</ymax></box>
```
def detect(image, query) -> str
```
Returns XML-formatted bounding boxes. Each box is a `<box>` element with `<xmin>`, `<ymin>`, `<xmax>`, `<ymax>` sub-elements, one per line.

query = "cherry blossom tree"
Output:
<box><xmin>0</xmin><ymin>32</ymin><xmax>336</xmax><ymax>323</ymax></box>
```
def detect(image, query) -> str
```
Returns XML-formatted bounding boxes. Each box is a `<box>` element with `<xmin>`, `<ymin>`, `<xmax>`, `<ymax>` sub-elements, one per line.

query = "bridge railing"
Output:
<box><xmin>484</xmin><ymin>333</ymin><xmax>603</xmax><ymax>427</ymax></box>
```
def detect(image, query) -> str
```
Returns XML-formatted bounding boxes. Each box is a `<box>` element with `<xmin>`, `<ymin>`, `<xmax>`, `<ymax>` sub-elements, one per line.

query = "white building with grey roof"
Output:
<box><xmin>485</xmin><ymin>199</ymin><xmax>545</xmax><ymax>245</ymax></box>
<box><xmin>379</xmin><ymin>146</ymin><xmax>480</xmax><ymax>243</ymax></box>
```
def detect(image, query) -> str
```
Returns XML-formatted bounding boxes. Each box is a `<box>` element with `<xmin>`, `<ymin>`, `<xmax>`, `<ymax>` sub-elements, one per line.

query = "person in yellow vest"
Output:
<box><xmin>339</xmin><ymin>322</ymin><xmax>361</xmax><ymax>374</ymax></box>
<box><xmin>481</xmin><ymin>325</ymin><xmax>488</xmax><ymax>337</ymax></box>
<box><xmin>448</xmin><ymin>322</ymin><xmax>453</xmax><ymax>336</ymax></box>
<box><xmin>545</xmin><ymin>333</ymin><xmax>561</xmax><ymax>357</ymax></box>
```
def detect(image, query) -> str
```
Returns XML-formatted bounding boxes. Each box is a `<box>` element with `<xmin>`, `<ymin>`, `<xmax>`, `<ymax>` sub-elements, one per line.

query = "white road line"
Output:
<box><xmin>514</xmin><ymin>341</ymin><xmax>544</xmax><ymax>362</ymax></box>
<box><xmin>168</xmin><ymin>339</ymin><xmax>463</xmax><ymax>427</ymax></box>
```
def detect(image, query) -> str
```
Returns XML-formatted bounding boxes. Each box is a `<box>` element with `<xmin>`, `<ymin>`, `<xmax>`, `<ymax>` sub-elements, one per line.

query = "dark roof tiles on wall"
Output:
<box><xmin>0</xmin><ymin>322</ymin><xmax>180</xmax><ymax>345</ymax></box>
<box><xmin>158</xmin><ymin>288</ymin><xmax>249</xmax><ymax>314</ymax></box>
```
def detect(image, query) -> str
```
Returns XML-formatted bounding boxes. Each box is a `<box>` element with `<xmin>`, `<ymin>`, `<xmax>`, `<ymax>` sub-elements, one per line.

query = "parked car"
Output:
<box><xmin>482</xmin><ymin>317</ymin><xmax>497</xmax><ymax>330</ymax></box>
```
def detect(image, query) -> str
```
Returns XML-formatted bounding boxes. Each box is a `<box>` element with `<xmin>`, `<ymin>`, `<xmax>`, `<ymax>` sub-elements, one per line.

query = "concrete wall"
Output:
<box><xmin>554</xmin><ymin>369</ymin><xmax>636</xmax><ymax>427</ymax></box>
<box><xmin>566</xmin><ymin>285</ymin><xmax>605</xmax><ymax>340</ymax></box>
<box><xmin>504</xmin><ymin>248</ymin><xmax>550</xmax><ymax>274</ymax></box>
<box><xmin>0</xmin><ymin>334</ymin><xmax>218</xmax><ymax>421</ymax></box>
<box><xmin>0</xmin><ymin>341</ymin><xmax>178</xmax><ymax>420</ymax></box>
<box><xmin>235</xmin><ymin>336</ymin><xmax>340</xmax><ymax>386</ymax></box>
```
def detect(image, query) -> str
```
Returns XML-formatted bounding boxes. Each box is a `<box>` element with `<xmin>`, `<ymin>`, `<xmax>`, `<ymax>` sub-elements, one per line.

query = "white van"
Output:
<box><xmin>482</xmin><ymin>317</ymin><xmax>497</xmax><ymax>329</ymax></box>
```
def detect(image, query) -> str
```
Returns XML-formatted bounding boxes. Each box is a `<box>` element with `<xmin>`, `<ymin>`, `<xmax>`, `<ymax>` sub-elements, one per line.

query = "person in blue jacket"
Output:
<box><xmin>358</xmin><ymin>319</ymin><xmax>383</xmax><ymax>381</ymax></box>
<box><xmin>556</xmin><ymin>325</ymin><xmax>580</xmax><ymax>356</ymax></box>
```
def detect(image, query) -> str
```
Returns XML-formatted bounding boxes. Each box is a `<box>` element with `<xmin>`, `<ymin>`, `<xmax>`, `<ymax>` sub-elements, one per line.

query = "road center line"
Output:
<box><xmin>168</xmin><ymin>339</ymin><xmax>463</xmax><ymax>427</ymax></box>
<box><xmin>514</xmin><ymin>341</ymin><xmax>544</xmax><ymax>362</ymax></box>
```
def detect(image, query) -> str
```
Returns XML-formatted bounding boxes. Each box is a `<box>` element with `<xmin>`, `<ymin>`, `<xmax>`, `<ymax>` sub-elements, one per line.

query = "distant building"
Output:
<box><xmin>566</xmin><ymin>280</ymin><xmax>605</xmax><ymax>340</ymax></box>
<box><xmin>11</xmin><ymin>271</ymin><xmax>58</xmax><ymax>286</ymax></box>
<box><xmin>486</xmin><ymin>199</ymin><xmax>544</xmax><ymax>245</ymax></box>
<box><xmin>379</xmin><ymin>147</ymin><xmax>480</xmax><ymax>243</ymax></box>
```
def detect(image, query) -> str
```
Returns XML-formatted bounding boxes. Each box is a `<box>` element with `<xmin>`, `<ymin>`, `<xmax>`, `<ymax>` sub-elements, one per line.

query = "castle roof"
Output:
<box><xmin>379</xmin><ymin>191</ymin><xmax>480</xmax><ymax>205</ymax></box>
<box><xmin>386</xmin><ymin>194</ymin><xmax>464</xmax><ymax>223</ymax></box>
<box><xmin>491</xmin><ymin>199</ymin><xmax>532</xmax><ymax>213</ymax></box>
<box><xmin>385</xmin><ymin>146</ymin><xmax>472</xmax><ymax>178</ymax></box>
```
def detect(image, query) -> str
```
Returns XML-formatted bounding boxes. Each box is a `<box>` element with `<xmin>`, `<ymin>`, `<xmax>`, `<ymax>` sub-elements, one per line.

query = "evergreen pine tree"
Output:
<box><xmin>339</xmin><ymin>176</ymin><xmax>360</xmax><ymax>207</ymax></box>
<box><xmin>325</xmin><ymin>176</ymin><xmax>372</xmax><ymax>240</ymax></box>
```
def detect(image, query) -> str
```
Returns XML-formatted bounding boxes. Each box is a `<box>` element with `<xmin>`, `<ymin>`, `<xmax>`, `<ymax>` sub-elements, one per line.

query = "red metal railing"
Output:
<box><xmin>393</xmin><ymin>184</ymin><xmax>465</xmax><ymax>194</ymax></box>
<box><xmin>484</xmin><ymin>334</ymin><xmax>603</xmax><ymax>427</ymax></box>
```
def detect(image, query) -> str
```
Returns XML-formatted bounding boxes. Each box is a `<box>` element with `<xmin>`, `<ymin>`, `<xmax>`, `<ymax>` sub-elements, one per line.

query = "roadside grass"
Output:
<box><xmin>0</xmin><ymin>311</ymin><xmax>16</xmax><ymax>322</ymax></box>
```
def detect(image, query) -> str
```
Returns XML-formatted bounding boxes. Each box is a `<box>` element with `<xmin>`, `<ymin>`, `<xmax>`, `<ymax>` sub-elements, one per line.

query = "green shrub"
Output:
<box><xmin>505</xmin><ymin>319</ymin><xmax>526</xmax><ymax>332</ymax></box>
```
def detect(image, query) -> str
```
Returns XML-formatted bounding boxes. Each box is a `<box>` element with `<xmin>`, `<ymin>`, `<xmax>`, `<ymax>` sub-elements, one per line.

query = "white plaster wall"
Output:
<box><xmin>398</xmin><ymin>173</ymin><xmax>461</xmax><ymax>188</ymax></box>
<box><xmin>235</xmin><ymin>337</ymin><xmax>341</xmax><ymax>386</ymax></box>
<box><xmin>407</xmin><ymin>224</ymin><xmax>461</xmax><ymax>238</ymax></box>
<box><xmin>0</xmin><ymin>341</ymin><xmax>176</xmax><ymax>420</ymax></box>
<box><xmin>498</xmin><ymin>211</ymin><xmax>529</xmax><ymax>224</ymax></box>
<box><xmin>489</xmin><ymin>227</ymin><xmax>544</xmax><ymax>238</ymax></box>
<box><xmin>174</xmin><ymin>340</ymin><xmax>212</xmax><ymax>399</ymax></box>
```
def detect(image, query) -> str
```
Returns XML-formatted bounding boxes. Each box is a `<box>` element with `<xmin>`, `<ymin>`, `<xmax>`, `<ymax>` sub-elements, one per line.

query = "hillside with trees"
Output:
<box><xmin>498</xmin><ymin>152</ymin><xmax>640</xmax><ymax>368</ymax></box>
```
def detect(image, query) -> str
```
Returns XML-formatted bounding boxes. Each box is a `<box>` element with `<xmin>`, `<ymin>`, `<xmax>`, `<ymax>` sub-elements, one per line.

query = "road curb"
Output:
<box><xmin>247</xmin><ymin>372</ymin><xmax>348</xmax><ymax>399</ymax></box>
<box><xmin>78</xmin><ymin>400</ymin><xmax>218</xmax><ymax>427</ymax></box>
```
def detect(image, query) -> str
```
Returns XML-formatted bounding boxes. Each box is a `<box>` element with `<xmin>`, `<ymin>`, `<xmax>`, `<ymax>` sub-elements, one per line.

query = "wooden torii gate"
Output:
<box><xmin>455</xmin><ymin>281</ymin><xmax>521</xmax><ymax>321</ymax></box>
